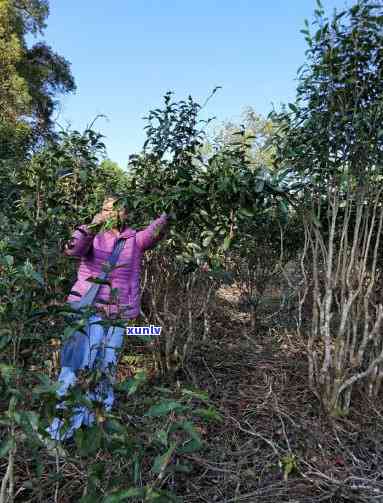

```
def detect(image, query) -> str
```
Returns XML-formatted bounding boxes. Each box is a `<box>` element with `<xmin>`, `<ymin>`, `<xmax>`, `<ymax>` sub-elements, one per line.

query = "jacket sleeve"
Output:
<box><xmin>64</xmin><ymin>225</ymin><xmax>95</xmax><ymax>257</ymax></box>
<box><xmin>136</xmin><ymin>213</ymin><xmax>168</xmax><ymax>251</ymax></box>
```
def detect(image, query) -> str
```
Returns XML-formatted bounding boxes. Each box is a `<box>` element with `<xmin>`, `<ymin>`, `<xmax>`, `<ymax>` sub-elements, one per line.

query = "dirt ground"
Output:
<box><xmin>6</xmin><ymin>284</ymin><xmax>383</xmax><ymax>503</ymax></box>
<box><xmin>166</xmin><ymin>286</ymin><xmax>383</xmax><ymax>503</ymax></box>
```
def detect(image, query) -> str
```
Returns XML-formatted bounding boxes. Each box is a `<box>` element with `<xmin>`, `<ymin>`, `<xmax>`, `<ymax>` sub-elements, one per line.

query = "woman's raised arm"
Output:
<box><xmin>136</xmin><ymin>213</ymin><xmax>169</xmax><ymax>251</ymax></box>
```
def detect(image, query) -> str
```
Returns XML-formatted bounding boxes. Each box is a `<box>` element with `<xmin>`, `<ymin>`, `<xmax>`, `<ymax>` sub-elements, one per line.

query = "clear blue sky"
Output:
<box><xmin>41</xmin><ymin>0</ymin><xmax>351</xmax><ymax>168</ymax></box>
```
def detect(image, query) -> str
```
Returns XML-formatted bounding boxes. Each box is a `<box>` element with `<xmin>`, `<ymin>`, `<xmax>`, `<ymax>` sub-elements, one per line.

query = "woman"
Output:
<box><xmin>46</xmin><ymin>195</ymin><xmax>169</xmax><ymax>443</ymax></box>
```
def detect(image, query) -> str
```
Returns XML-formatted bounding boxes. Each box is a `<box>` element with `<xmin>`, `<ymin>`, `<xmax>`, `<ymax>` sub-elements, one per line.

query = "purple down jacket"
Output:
<box><xmin>65</xmin><ymin>214</ymin><xmax>168</xmax><ymax>319</ymax></box>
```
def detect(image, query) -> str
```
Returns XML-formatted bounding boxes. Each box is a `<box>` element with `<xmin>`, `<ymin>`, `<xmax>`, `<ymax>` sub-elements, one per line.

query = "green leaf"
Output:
<box><xmin>193</xmin><ymin>406</ymin><xmax>223</xmax><ymax>423</ymax></box>
<box><xmin>280</xmin><ymin>454</ymin><xmax>297</xmax><ymax>481</ymax></box>
<box><xmin>116</xmin><ymin>371</ymin><xmax>147</xmax><ymax>396</ymax></box>
<box><xmin>239</xmin><ymin>207</ymin><xmax>253</xmax><ymax>217</ymax></box>
<box><xmin>132</xmin><ymin>454</ymin><xmax>141</xmax><ymax>485</ymax></box>
<box><xmin>144</xmin><ymin>401</ymin><xmax>185</xmax><ymax>417</ymax></box>
<box><xmin>156</xmin><ymin>429</ymin><xmax>168</xmax><ymax>447</ymax></box>
<box><xmin>202</xmin><ymin>235</ymin><xmax>213</xmax><ymax>247</ymax></box>
<box><xmin>79</xmin><ymin>170</ymin><xmax>88</xmax><ymax>183</ymax></box>
<box><xmin>167</xmin><ymin>462</ymin><xmax>193</xmax><ymax>473</ymax></box>
<box><xmin>86</xmin><ymin>276</ymin><xmax>112</xmax><ymax>286</ymax></box>
<box><xmin>80</xmin><ymin>496</ymin><xmax>97</xmax><ymax>503</ymax></box>
<box><xmin>181</xmin><ymin>388</ymin><xmax>209</xmax><ymax>402</ymax></box>
<box><xmin>18</xmin><ymin>410</ymin><xmax>39</xmax><ymax>434</ymax></box>
<box><xmin>134</xmin><ymin>335</ymin><xmax>153</xmax><ymax>344</ymax></box>
<box><xmin>0</xmin><ymin>438</ymin><xmax>15</xmax><ymax>458</ymax></box>
<box><xmin>33</xmin><ymin>381</ymin><xmax>61</xmax><ymax>395</ymax></box>
<box><xmin>254</xmin><ymin>178</ymin><xmax>265</xmax><ymax>192</ymax></box>
<box><xmin>4</xmin><ymin>255</ymin><xmax>14</xmax><ymax>266</ymax></box>
<box><xmin>102</xmin><ymin>487</ymin><xmax>146</xmax><ymax>502</ymax></box>
<box><xmin>152</xmin><ymin>386</ymin><xmax>174</xmax><ymax>394</ymax></box>
<box><xmin>62</xmin><ymin>325</ymin><xmax>78</xmax><ymax>342</ymax></box>
<box><xmin>171</xmin><ymin>420</ymin><xmax>202</xmax><ymax>444</ymax></box>
<box><xmin>104</xmin><ymin>419</ymin><xmax>126</xmax><ymax>435</ymax></box>
<box><xmin>311</xmin><ymin>214</ymin><xmax>322</xmax><ymax>228</ymax></box>
<box><xmin>145</xmin><ymin>488</ymin><xmax>182</xmax><ymax>503</ymax></box>
<box><xmin>0</xmin><ymin>364</ymin><xmax>16</xmax><ymax>385</ymax></box>
<box><xmin>278</xmin><ymin>200</ymin><xmax>289</xmax><ymax>220</ymax></box>
<box><xmin>190</xmin><ymin>184</ymin><xmax>205</xmax><ymax>194</ymax></box>
<box><xmin>0</xmin><ymin>335</ymin><xmax>11</xmax><ymax>351</ymax></box>
<box><xmin>75</xmin><ymin>425</ymin><xmax>101</xmax><ymax>456</ymax></box>
<box><xmin>31</xmin><ymin>271</ymin><xmax>44</xmax><ymax>285</ymax></box>
<box><xmin>152</xmin><ymin>442</ymin><xmax>177</xmax><ymax>474</ymax></box>
<box><xmin>223</xmin><ymin>236</ymin><xmax>232</xmax><ymax>251</ymax></box>
<box><xmin>176</xmin><ymin>438</ymin><xmax>202</xmax><ymax>454</ymax></box>
<box><xmin>187</xmin><ymin>242</ymin><xmax>202</xmax><ymax>252</ymax></box>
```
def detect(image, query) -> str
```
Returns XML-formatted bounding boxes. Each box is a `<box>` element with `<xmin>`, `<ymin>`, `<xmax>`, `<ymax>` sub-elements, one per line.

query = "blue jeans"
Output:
<box><xmin>46</xmin><ymin>314</ymin><xmax>125</xmax><ymax>441</ymax></box>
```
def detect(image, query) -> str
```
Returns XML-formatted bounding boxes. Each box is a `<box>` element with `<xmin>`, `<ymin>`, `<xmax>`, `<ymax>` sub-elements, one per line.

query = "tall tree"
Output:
<box><xmin>0</xmin><ymin>0</ymin><xmax>75</xmax><ymax>148</ymax></box>
<box><xmin>274</xmin><ymin>0</ymin><xmax>383</xmax><ymax>414</ymax></box>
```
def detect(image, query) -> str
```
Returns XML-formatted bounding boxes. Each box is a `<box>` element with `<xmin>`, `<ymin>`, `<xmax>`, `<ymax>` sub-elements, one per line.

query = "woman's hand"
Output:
<box><xmin>91</xmin><ymin>209</ymin><xmax>111</xmax><ymax>226</ymax></box>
